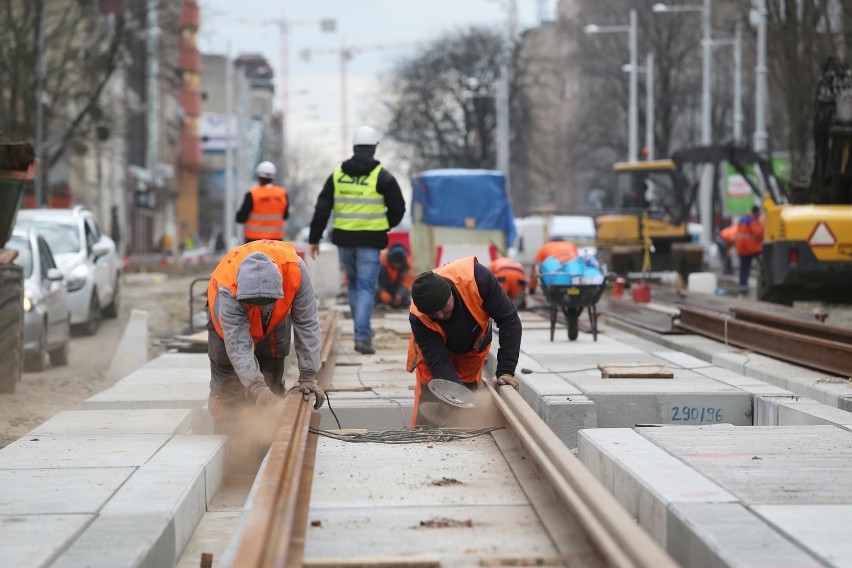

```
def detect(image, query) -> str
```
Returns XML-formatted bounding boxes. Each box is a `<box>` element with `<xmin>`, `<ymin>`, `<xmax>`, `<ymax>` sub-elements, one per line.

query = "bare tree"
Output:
<box><xmin>382</xmin><ymin>27</ymin><xmax>507</xmax><ymax>174</ymax></box>
<box><xmin>0</xmin><ymin>0</ymin><xmax>178</xmax><ymax>199</ymax></box>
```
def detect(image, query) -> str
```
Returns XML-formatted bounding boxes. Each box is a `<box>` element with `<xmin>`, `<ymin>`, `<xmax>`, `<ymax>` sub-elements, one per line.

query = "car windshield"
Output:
<box><xmin>25</xmin><ymin>222</ymin><xmax>80</xmax><ymax>254</ymax></box>
<box><xmin>7</xmin><ymin>235</ymin><xmax>33</xmax><ymax>278</ymax></box>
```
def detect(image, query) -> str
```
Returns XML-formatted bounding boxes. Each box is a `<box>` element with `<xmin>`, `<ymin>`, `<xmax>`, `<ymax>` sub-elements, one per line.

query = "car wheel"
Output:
<box><xmin>24</xmin><ymin>322</ymin><xmax>48</xmax><ymax>372</ymax></box>
<box><xmin>102</xmin><ymin>275</ymin><xmax>121</xmax><ymax>319</ymax></box>
<box><xmin>82</xmin><ymin>290</ymin><xmax>102</xmax><ymax>336</ymax></box>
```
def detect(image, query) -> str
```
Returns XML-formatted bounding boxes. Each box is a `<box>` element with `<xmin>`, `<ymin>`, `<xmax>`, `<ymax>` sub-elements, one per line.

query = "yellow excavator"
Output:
<box><xmin>596</xmin><ymin>159</ymin><xmax>703</xmax><ymax>277</ymax></box>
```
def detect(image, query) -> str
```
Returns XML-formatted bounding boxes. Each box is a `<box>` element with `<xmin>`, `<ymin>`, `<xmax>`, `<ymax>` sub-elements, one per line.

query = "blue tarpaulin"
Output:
<box><xmin>411</xmin><ymin>169</ymin><xmax>516</xmax><ymax>245</ymax></box>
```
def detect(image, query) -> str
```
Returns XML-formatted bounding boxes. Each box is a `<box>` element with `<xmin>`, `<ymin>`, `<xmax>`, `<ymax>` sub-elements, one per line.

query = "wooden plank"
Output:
<box><xmin>598</xmin><ymin>363</ymin><xmax>673</xmax><ymax>379</ymax></box>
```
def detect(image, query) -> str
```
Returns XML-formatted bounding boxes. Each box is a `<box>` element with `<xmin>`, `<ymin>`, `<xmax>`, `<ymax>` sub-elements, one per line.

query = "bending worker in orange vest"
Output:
<box><xmin>735</xmin><ymin>205</ymin><xmax>764</xmax><ymax>296</ymax></box>
<box><xmin>236</xmin><ymin>161</ymin><xmax>289</xmax><ymax>242</ymax></box>
<box><xmin>207</xmin><ymin>240</ymin><xmax>326</xmax><ymax>438</ymax></box>
<box><xmin>406</xmin><ymin>257</ymin><xmax>522</xmax><ymax>426</ymax></box>
<box><xmin>529</xmin><ymin>239</ymin><xmax>578</xmax><ymax>294</ymax></box>
<box><xmin>376</xmin><ymin>243</ymin><xmax>414</xmax><ymax>309</ymax></box>
<box><xmin>489</xmin><ymin>257</ymin><xmax>527</xmax><ymax>308</ymax></box>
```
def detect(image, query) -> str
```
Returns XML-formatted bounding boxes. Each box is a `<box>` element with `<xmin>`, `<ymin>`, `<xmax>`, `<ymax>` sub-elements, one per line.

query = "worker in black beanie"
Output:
<box><xmin>405</xmin><ymin>257</ymin><xmax>523</xmax><ymax>426</ymax></box>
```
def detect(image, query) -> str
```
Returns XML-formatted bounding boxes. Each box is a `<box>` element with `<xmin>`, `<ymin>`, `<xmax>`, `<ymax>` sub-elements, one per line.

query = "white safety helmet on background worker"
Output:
<box><xmin>353</xmin><ymin>125</ymin><xmax>380</xmax><ymax>147</ymax></box>
<box><xmin>255</xmin><ymin>161</ymin><xmax>277</xmax><ymax>180</ymax></box>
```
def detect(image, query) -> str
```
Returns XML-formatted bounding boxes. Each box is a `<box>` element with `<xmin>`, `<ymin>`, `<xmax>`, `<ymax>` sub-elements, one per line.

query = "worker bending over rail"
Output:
<box><xmin>376</xmin><ymin>243</ymin><xmax>414</xmax><ymax>309</ymax></box>
<box><xmin>207</xmin><ymin>240</ymin><xmax>326</xmax><ymax>436</ymax></box>
<box><xmin>406</xmin><ymin>256</ymin><xmax>522</xmax><ymax>426</ymax></box>
<box><xmin>489</xmin><ymin>257</ymin><xmax>527</xmax><ymax>308</ymax></box>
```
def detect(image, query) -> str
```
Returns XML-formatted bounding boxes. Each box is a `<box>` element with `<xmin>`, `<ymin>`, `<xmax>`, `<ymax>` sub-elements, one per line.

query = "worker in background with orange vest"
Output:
<box><xmin>406</xmin><ymin>257</ymin><xmax>522</xmax><ymax>426</ymax></box>
<box><xmin>734</xmin><ymin>205</ymin><xmax>764</xmax><ymax>296</ymax></box>
<box><xmin>529</xmin><ymin>239</ymin><xmax>578</xmax><ymax>294</ymax></box>
<box><xmin>489</xmin><ymin>257</ymin><xmax>527</xmax><ymax>308</ymax></box>
<box><xmin>206</xmin><ymin>240</ymin><xmax>326</xmax><ymax>439</ymax></box>
<box><xmin>715</xmin><ymin>224</ymin><xmax>738</xmax><ymax>275</ymax></box>
<box><xmin>236</xmin><ymin>161</ymin><xmax>289</xmax><ymax>242</ymax></box>
<box><xmin>376</xmin><ymin>243</ymin><xmax>414</xmax><ymax>309</ymax></box>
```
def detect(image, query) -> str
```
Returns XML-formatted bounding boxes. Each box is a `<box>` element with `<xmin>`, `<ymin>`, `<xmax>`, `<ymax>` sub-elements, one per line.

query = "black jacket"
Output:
<box><xmin>409</xmin><ymin>262</ymin><xmax>522</xmax><ymax>382</ymax></box>
<box><xmin>308</xmin><ymin>148</ymin><xmax>406</xmax><ymax>249</ymax></box>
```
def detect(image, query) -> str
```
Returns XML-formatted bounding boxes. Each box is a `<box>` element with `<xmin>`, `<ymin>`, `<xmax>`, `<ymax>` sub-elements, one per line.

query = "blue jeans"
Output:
<box><xmin>338</xmin><ymin>247</ymin><xmax>381</xmax><ymax>343</ymax></box>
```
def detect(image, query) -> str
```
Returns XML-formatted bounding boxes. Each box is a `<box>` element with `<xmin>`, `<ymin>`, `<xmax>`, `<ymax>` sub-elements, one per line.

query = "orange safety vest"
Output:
<box><xmin>530</xmin><ymin>241</ymin><xmax>578</xmax><ymax>291</ymax></box>
<box><xmin>489</xmin><ymin>257</ymin><xmax>527</xmax><ymax>301</ymax></box>
<box><xmin>720</xmin><ymin>224</ymin><xmax>738</xmax><ymax>247</ymax></box>
<box><xmin>379</xmin><ymin>249</ymin><xmax>414</xmax><ymax>286</ymax></box>
<box><xmin>406</xmin><ymin>257</ymin><xmax>492</xmax><ymax>426</ymax></box>
<box><xmin>406</xmin><ymin>257</ymin><xmax>492</xmax><ymax>382</ymax></box>
<box><xmin>734</xmin><ymin>216</ymin><xmax>764</xmax><ymax>257</ymax></box>
<box><xmin>207</xmin><ymin>240</ymin><xmax>302</xmax><ymax>351</ymax></box>
<box><xmin>245</xmin><ymin>184</ymin><xmax>288</xmax><ymax>241</ymax></box>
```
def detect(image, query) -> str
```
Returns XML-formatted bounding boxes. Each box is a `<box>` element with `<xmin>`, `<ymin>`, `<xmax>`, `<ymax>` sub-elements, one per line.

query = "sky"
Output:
<box><xmin>198</xmin><ymin>0</ymin><xmax>557</xmax><ymax>166</ymax></box>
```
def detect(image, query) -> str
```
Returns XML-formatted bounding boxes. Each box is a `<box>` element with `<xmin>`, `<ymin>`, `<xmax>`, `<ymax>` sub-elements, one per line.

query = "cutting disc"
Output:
<box><xmin>428</xmin><ymin>379</ymin><xmax>478</xmax><ymax>409</ymax></box>
<box><xmin>418</xmin><ymin>402</ymin><xmax>453</xmax><ymax>426</ymax></box>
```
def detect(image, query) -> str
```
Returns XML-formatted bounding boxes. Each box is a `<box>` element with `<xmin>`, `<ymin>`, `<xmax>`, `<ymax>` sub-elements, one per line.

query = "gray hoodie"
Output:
<box><xmin>211</xmin><ymin>253</ymin><xmax>320</xmax><ymax>388</ymax></box>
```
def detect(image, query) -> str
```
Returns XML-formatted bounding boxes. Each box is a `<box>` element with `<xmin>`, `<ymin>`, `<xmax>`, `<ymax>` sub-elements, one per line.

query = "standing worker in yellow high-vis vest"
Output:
<box><xmin>308</xmin><ymin>126</ymin><xmax>406</xmax><ymax>354</ymax></box>
<box><xmin>236</xmin><ymin>161</ymin><xmax>289</xmax><ymax>242</ymax></box>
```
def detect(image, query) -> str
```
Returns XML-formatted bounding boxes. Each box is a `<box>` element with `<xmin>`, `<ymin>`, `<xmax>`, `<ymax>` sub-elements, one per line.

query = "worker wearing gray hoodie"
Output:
<box><xmin>207</xmin><ymin>240</ymin><xmax>324</xmax><ymax>433</ymax></box>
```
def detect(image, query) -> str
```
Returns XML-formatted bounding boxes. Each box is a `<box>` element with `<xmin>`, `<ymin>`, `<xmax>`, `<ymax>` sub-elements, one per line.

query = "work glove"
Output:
<box><xmin>495</xmin><ymin>373</ymin><xmax>519</xmax><ymax>390</ymax></box>
<box><xmin>247</xmin><ymin>381</ymin><xmax>282</xmax><ymax>407</ymax></box>
<box><xmin>298</xmin><ymin>378</ymin><xmax>326</xmax><ymax>410</ymax></box>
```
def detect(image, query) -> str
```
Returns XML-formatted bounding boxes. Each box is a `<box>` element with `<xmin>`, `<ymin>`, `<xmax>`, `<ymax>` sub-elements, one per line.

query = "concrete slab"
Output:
<box><xmin>668</xmin><ymin>502</ymin><xmax>823</xmax><ymax>568</ymax></box>
<box><xmin>653</xmin><ymin>350</ymin><xmax>715</xmax><ymax>370</ymax></box>
<box><xmin>521</xmin><ymin>327</ymin><xmax>645</xmax><ymax>356</ymax></box>
<box><xmin>317</xmin><ymin>397</ymin><xmax>414</xmax><ymax>430</ymax></box>
<box><xmin>51</xmin><ymin>512</ymin><xmax>179</xmax><ymax>568</ymax></box>
<box><xmin>142</xmin><ymin>353</ymin><xmax>210</xmax><ymax>369</ymax></box>
<box><xmin>0</xmin><ymin>514</ymin><xmax>92</xmax><ymax>568</ymax></box>
<box><xmin>116</xmin><ymin>367</ymin><xmax>210</xmax><ymax>385</ymax></box>
<box><xmin>54</xmin><ymin>436</ymin><xmax>225</xmax><ymax>568</ymax></box>
<box><xmin>756</xmin><ymin>396</ymin><xmax>852</xmax><ymax>428</ymax></box>
<box><xmin>83</xmin><ymin>382</ymin><xmax>208</xmax><ymax>410</ymax></box>
<box><xmin>539</xmin><ymin>395</ymin><xmax>597</xmax><ymax>449</ymax></box>
<box><xmin>29</xmin><ymin>409</ymin><xmax>194</xmax><ymax>436</ymax></box>
<box><xmin>305</xmin><ymin>436</ymin><xmax>561</xmax><ymax>564</ymax></box>
<box><xmin>310</xmin><ymin>436</ymin><xmax>528</xmax><ymax>507</ymax></box>
<box><xmin>559</xmin><ymin>371</ymin><xmax>752</xmax><ymax>427</ymax></box>
<box><xmin>577</xmin><ymin>428</ymin><xmax>736</xmax><ymax>544</ymax></box>
<box><xmin>754</xmin><ymin>504</ymin><xmax>852</xmax><ymax>567</ymax></box>
<box><xmin>0</xmin><ymin>434</ymin><xmax>171</xmax><ymax>469</ymax></box>
<box><xmin>304</xmin><ymin>505</ymin><xmax>560</xmax><ymax>565</ymax></box>
<box><xmin>0</xmin><ymin>468</ymin><xmax>134</xmax><ymax>514</ymax></box>
<box><xmin>638</xmin><ymin>425</ymin><xmax>852</xmax><ymax>505</ymax></box>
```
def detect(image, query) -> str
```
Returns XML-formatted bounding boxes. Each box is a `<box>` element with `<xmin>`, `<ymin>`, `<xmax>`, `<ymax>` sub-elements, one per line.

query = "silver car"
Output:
<box><xmin>7</xmin><ymin>227</ymin><xmax>71</xmax><ymax>371</ymax></box>
<box><xmin>16</xmin><ymin>207</ymin><xmax>121</xmax><ymax>335</ymax></box>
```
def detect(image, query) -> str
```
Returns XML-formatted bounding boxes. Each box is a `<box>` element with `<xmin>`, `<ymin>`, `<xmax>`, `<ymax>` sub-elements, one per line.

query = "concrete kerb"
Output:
<box><xmin>602</xmin><ymin>316</ymin><xmax>851</xmax><ymax>413</ymax></box>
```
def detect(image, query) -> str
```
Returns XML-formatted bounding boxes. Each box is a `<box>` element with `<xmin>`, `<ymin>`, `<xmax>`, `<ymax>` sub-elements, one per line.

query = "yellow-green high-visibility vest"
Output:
<box><xmin>332</xmin><ymin>164</ymin><xmax>389</xmax><ymax>232</ymax></box>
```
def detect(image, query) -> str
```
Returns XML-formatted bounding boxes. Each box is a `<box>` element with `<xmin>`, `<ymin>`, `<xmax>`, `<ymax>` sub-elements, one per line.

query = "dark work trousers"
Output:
<box><xmin>739</xmin><ymin>254</ymin><xmax>757</xmax><ymax>295</ymax></box>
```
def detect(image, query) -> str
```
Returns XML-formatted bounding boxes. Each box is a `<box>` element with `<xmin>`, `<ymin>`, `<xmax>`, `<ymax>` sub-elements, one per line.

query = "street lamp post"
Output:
<box><xmin>753</xmin><ymin>0</ymin><xmax>768</xmax><ymax>153</ymax></box>
<box><xmin>625</xmin><ymin>54</ymin><xmax>656</xmax><ymax>161</ymax></box>
<box><xmin>653</xmin><ymin>0</ymin><xmax>714</xmax><ymax>248</ymax></box>
<box><xmin>585</xmin><ymin>9</ymin><xmax>639</xmax><ymax>162</ymax></box>
<box><xmin>713</xmin><ymin>22</ymin><xmax>744</xmax><ymax>143</ymax></box>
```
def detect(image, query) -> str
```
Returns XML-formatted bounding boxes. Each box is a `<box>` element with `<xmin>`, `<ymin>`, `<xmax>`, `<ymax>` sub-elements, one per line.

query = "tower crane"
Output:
<box><xmin>299</xmin><ymin>40</ymin><xmax>424</xmax><ymax>159</ymax></box>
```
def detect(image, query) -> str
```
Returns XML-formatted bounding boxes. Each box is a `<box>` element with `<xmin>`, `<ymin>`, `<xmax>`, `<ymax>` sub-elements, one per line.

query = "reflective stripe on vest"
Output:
<box><xmin>207</xmin><ymin>240</ymin><xmax>302</xmax><ymax>347</ymax></box>
<box><xmin>332</xmin><ymin>165</ymin><xmax>389</xmax><ymax>231</ymax></box>
<box><xmin>405</xmin><ymin>257</ymin><xmax>491</xmax><ymax>380</ymax></box>
<box><xmin>246</xmin><ymin>184</ymin><xmax>288</xmax><ymax>240</ymax></box>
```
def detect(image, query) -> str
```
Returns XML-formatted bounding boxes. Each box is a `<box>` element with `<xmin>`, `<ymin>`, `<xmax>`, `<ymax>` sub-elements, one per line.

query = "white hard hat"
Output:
<box><xmin>352</xmin><ymin>126</ymin><xmax>380</xmax><ymax>146</ymax></box>
<box><xmin>255</xmin><ymin>161</ymin><xmax>276</xmax><ymax>179</ymax></box>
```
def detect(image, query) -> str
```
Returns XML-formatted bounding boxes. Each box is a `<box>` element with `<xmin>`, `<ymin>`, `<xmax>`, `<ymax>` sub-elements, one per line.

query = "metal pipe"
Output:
<box><xmin>698</xmin><ymin>0</ymin><xmax>714</xmax><ymax>248</ymax></box>
<box><xmin>753</xmin><ymin>0</ymin><xmax>768</xmax><ymax>153</ymax></box>
<box><xmin>628</xmin><ymin>9</ymin><xmax>639</xmax><ymax>162</ymax></box>
<box><xmin>224</xmin><ymin>46</ymin><xmax>235</xmax><ymax>249</ymax></box>
<box><xmin>645</xmin><ymin>53</ymin><xmax>655</xmax><ymax>160</ymax></box>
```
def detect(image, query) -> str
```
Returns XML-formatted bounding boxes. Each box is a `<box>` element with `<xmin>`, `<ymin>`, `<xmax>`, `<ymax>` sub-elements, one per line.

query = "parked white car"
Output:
<box><xmin>7</xmin><ymin>226</ymin><xmax>70</xmax><ymax>371</ymax></box>
<box><xmin>16</xmin><ymin>207</ymin><xmax>121</xmax><ymax>335</ymax></box>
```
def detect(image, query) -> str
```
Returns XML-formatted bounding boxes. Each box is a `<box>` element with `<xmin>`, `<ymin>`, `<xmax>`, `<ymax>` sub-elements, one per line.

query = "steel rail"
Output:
<box><xmin>487</xmin><ymin>381</ymin><xmax>678</xmax><ymax>568</ymax></box>
<box><xmin>232</xmin><ymin>391</ymin><xmax>317</xmax><ymax>567</ymax></box>
<box><xmin>730</xmin><ymin>306</ymin><xmax>852</xmax><ymax>345</ymax></box>
<box><xmin>678</xmin><ymin>306</ymin><xmax>852</xmax><ymax>377</ymax></box>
